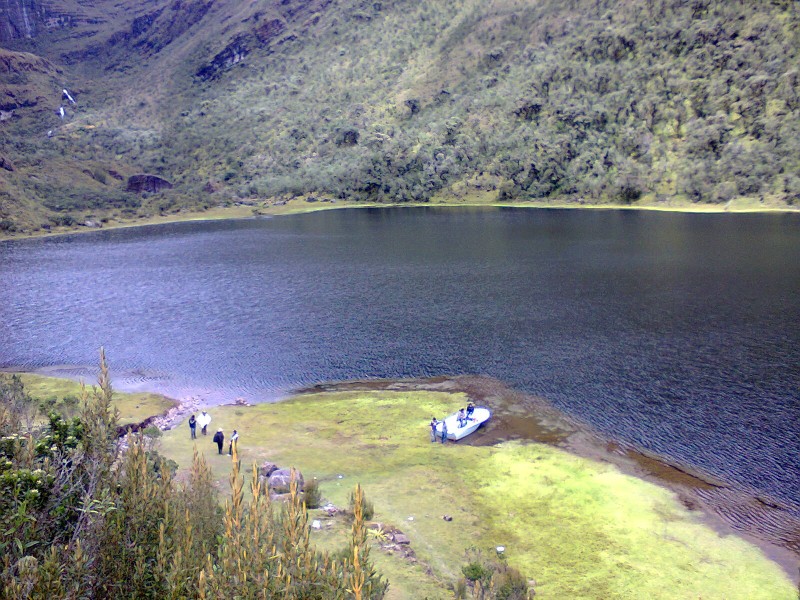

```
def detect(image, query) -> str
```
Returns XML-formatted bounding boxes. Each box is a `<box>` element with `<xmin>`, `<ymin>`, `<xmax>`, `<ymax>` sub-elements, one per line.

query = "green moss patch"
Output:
<box><xmin>16</xmin><ymin>373</ymin><xmax>176</xmax><ymax>426</ymax></box>
<box><xmin>156</xmin><ymin>390</ymin><xmax>796</xmax><ymax>599</ymax></box>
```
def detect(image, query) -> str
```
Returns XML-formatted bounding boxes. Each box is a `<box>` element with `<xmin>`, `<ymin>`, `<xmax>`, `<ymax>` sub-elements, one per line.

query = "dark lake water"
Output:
<box><xmin>1</xmin><ymin>208</ymin><xmax>799</xmax><ymax>508</ymax></box>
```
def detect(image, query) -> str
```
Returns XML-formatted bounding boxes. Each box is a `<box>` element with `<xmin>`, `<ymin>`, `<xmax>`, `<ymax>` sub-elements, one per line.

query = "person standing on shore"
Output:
<box><xmin>228</xmin><ymin>429</ymin><xmax>239</xmax><ymax>455</ymax></box>
<box><xmin>199</xmin><ymin>411</ymin><xmax>211</xmax><ymax>435</ymax></box>
<box><xmin>213</xmin><ymin>429</ymin><xmax>224</xmax><ymax>454</ymax></box>
<box><xmin>440</xmin><ymin>419</ymin><xmax>448</xmax><ymax>444</ymax></box>
<box><xmin>188</xmin><ymin>414</ymin><xmax>197</xmax><ymax>440</ymax></box>
<box><xmin>430</xmin><ymin>417</ymin><xmax>438</xmax><ymax>442</ymax></box>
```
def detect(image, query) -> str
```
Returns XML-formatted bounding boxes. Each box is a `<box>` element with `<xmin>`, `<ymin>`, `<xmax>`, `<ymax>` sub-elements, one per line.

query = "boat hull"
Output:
<box><xmin>435</xmin><ymin>407</ymin><xmax>491</xmax><ymax>441</ymax></box>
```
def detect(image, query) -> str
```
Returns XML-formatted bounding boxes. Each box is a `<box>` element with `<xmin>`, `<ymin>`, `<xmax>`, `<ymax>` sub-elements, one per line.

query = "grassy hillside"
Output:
<box><xmin>1</xmin><ymin>0</ymin><xmax>799</xmax><ymax>234</ymax></box>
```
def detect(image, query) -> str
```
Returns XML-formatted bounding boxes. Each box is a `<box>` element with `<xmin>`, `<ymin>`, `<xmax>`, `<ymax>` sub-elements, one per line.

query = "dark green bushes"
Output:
<box><xmin>213</xmin><ymin>0</ymin><xmax>799</xmax><ymax>207</ymax></box>
<box><xmin>457</xmin><ymin>547</ymin><xmax>533</xmax><ymax>600</ymax></box>
<box><xmin>0</xmin><ymin>355</ymin><xmax>387</xmax><ymax>600</ymax></box>
<box><xmin>304</xmin><ymin>476</ymin><xmax>323</xmax><ymax>508</ymax></box>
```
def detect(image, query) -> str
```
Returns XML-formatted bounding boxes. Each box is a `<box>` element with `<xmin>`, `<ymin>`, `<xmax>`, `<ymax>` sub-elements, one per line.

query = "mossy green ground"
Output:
<box><xmin>17</xmin><ymin>373</ymin><xmax>176</xmax><ymax>426</ymax></box>
<box><xmin>157</xmin><ymin>390</ymin><xmax>795</xmax><ymax>600</ymax></box>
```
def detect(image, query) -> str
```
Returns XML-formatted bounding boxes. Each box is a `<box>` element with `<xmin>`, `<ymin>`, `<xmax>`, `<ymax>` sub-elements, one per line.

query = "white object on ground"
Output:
<box><xmin>435</xmin><ymin>407</ymin><xmax>491</xmax><ymax>441</ymax></box>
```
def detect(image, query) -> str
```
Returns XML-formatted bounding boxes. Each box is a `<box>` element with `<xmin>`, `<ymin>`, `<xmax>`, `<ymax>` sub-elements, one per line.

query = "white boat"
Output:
<box><xmin>435</xmin><ymin>407</ymin><xmax>491</xmax><ymax>441</ymax></box>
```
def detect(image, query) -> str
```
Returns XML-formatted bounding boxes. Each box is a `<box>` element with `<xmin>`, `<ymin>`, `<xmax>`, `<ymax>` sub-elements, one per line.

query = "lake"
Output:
<box><xmin>1</xmin><ymin>207</ymin><xmax>799</xmax><ymax>510</ymax></box>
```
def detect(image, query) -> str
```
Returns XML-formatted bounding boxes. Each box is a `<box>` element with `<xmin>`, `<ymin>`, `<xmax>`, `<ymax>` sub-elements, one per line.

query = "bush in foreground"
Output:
<box><xmin>0</xmin><ymin>352</ymin><xmax>387</xmax><ymax>600</ymax></box>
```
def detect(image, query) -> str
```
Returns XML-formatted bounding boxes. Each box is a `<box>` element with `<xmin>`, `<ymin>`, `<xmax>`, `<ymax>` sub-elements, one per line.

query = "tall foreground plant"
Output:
<box><xmin>198</xmin><ymin>455</ymin><xmax>387</xmax><ymax>599</ymax></box>
<box><xmin>1</xmin><ymin>352</ymin><xmax>387</xmax><ymax>599</ymax></box>
<box><xmin>0</xmin><ymin>349</ymin><xmax>119</xmax><ymax>571</ymax></box>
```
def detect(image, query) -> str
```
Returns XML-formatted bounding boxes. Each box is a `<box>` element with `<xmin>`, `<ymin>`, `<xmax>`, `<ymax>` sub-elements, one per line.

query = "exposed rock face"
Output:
<box><xmin>126</xmin><ymin>174</ymin><xmax>173</xmax><ymax>193</ymax></box>
<box><xmin>196</xmin><ymin>33</ymin><xmax>250</xmax><ymax>80</ymax></box>
<box><xmin>0</xmin><ymin>0</ymin><xmax>40</xmax><ymax>43</ymax></box>
<box><xmin>267</xmin><ymin>468</ymin><xmax>304</xmax><ymax>494</ymax></box>
<box><xmin>195</xmin><ymin>0</ymin><xmax>336</xmax><ymax>80</ymax></box>
<box><xmin>0</xmin><ymin>156</ymin><xmax>15</xmax><ymax>172</ymax></box>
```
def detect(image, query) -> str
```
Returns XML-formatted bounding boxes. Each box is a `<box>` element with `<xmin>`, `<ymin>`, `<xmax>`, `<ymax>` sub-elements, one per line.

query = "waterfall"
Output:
<box><xmin>21</xmin><ymin>0</ymin><xmax>33</xmax><ymax>38</ymax></box>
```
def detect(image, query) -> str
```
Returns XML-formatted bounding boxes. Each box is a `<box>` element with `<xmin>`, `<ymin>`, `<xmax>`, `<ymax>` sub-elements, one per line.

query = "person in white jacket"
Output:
<box><xmin>198</xmin><ymin>411</ymin><xmax>211</xmax><ymax>435</ymax></box>
<box><xmin>228</xmin><ymin>430</ymin><xmax>239</xmax><ymax>455</ymax></box>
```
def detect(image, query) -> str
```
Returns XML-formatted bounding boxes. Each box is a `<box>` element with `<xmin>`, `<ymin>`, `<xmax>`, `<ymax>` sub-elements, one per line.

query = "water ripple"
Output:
<box><xmin>1</xmin><ymin>209</ymin><xmax>798</xmax><ymax>511</ymax></box>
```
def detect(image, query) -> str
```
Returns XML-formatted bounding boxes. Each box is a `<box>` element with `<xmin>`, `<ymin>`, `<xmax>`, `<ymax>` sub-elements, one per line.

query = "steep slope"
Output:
<box><xmin>1</xmin><ymin>0</ymin><xmax>799</xmax><ymax>234</ymax></box>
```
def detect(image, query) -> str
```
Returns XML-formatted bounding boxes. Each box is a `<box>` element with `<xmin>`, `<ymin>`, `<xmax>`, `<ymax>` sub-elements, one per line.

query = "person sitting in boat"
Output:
<box><xmin>457</xmin><ymin>408</ymin><xmax>466</xmax><ymax>427</ymax></box>
<box><xmin>466</xmin><ymin>402</ymin><xmax>475</xmax><ymax>420</ymax></box>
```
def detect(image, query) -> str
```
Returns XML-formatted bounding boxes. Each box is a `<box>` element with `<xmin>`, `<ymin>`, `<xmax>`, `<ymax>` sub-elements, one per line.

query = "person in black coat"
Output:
<box><xmin>213</xmin><ymin>429</ymin><xmax>224</xmax><ymax>454</ymax></box>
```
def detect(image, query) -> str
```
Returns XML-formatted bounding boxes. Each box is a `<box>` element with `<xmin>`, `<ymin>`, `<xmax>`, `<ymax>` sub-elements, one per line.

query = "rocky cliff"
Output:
<box><xmin>1</xmin><ymin>0</ymin><xmax>40</xmax><ymax>43</ymax></box>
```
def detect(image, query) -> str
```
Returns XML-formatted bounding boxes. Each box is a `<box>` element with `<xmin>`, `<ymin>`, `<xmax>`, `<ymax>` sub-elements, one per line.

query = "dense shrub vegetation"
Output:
<box><xmin>1</xmin><ymin>0</ymin><xmax>798</xmax><ymax>232</ymax></box>
<box><xmin>457</xmin><ymin>547</ymin><xmax>532</xmax><ymax>599</ymax></box>
<box><xmin>0</xmin><ymin>356</ymin><xmax>387</xmax><ymax>599</ymax></box>
<box><xmin>202</xmin><ymin>0</ymin><xmax>799</xmax><ymax>207</ymax></box>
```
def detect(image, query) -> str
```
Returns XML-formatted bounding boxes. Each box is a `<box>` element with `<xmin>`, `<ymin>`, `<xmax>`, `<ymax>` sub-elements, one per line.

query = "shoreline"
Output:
<box><xmin>8</xmin><ymin>366</ymin><xmax>800</xmax><ymax>582</ymax></box>
<box><xmin>298</xmin><ymin>375</ymin><xmax>800</xmax><ymax>583</ymax></box>
<box><xmin>1</xmin><ymin>196</ymin><xmax>799</xmax><ymax>243</ymax></box>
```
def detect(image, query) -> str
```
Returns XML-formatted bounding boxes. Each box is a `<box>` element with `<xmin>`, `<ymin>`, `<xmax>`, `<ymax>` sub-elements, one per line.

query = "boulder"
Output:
<box><xmin>267</xmin><ymin>468</ymin><xmax>304</xmax><ymax>494</ymax></box>
<box><xmin>392</xmin><ymin>533</ymin><xmax>410</xmax><ymax>545</ymax></box>
<box><xmin>126</xmin><ymin>173</ymin><xmax>173</xmax><ymax>193</ymax></box>
<box><xmin>0</xmin><ymin>155</ymin><xmax>14</xmax><ymax>172</ymax></box>
<box><xmin>259</xmin><ymin>461</ymin><xmax>279</xmax><ymax>478</ymax></box>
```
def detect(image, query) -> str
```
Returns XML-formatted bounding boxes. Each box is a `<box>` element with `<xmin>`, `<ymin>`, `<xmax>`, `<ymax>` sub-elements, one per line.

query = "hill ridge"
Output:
<box><xmin>1</xmin><ymin>0</ymin><xmax>798</xmax><ymax>234</ymax></box>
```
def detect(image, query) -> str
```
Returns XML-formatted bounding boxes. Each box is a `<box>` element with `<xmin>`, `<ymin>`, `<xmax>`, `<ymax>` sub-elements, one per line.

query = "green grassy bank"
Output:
<box><xmin>13</xmin><ymin>373</ymin><xmax>176</xmax><ymax>427</ymax></box>
<box><xmin>2</xmin><ymin>194</ymin><xmax>798</xmax><ymax>243</ymax></box>
<box><xmin>156</xmin><ymin>389</ymin><xmax>796</xmax><ymax>599</ymax></box>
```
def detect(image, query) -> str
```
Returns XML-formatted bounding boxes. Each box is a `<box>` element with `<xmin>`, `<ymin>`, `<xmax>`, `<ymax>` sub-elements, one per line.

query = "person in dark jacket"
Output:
<box><xmin>466</xmin><ymin>402</ymin><xmax>475</xmax><ymax>419</ymax></box>
<box><xmin>189</xmin><ymin>414</ymin><xmax>197</xmax><ymax>439</ymax></box>
<box><xmin>213</xmin><ymin>429</ymin><xmax>224</xmax><ymax>454</ymax></box>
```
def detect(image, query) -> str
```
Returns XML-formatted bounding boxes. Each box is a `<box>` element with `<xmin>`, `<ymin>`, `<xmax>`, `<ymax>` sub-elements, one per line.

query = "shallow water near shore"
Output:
<box><xmin>1</xmin><ymin>208</ymin><xmax>798</xmax><ymax>520</ymax></box>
